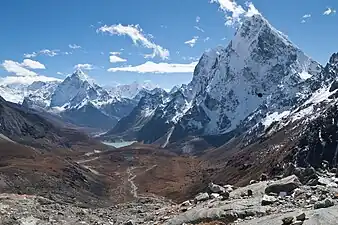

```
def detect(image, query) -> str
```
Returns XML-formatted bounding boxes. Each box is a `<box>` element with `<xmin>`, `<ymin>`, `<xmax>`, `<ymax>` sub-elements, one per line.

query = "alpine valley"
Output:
<box><xmin>3</xmin><ymin>12</ymin><xmax>338</xmax><ymax>225</ymax></box>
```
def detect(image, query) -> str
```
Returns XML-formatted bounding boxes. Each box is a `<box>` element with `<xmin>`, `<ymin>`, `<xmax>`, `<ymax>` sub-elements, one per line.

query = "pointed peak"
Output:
<box><xmin>72</xmin><ymin>69</ymin><xmax>88</xmax><ymax>79</ymax></box>
<box><xmin>329</xmin><ymin>53</ymin><xmax>338</xmax><ymax>65</ymax></box>
<box><xmin>68</xmin><ymin>69</ymin><xmax>96</xmax><ymax>84</ymax></box>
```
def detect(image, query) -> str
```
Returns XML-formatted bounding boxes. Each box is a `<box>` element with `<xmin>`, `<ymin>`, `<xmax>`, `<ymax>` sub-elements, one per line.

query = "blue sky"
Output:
<box><xmin>1</xmin><ymin>0</ymin><xmax>338</xmax><ymax>89</ymax></box>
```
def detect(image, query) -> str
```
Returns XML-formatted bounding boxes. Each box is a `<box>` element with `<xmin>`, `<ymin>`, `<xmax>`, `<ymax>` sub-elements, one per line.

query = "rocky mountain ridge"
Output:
<box><xmin>104</xmin><ymin>14</ymin><xmax>335</xmax><ymax>150</ymax></box>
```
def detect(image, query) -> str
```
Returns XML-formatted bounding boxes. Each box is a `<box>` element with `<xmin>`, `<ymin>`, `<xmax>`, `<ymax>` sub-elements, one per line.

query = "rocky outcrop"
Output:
<box><xmin>265</xmin><ymin>175</ymin><xmax>301</xmax><ymax>195</ymax></box>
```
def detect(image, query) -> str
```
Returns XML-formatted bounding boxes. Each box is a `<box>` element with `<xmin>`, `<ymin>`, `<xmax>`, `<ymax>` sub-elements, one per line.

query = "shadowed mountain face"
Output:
<box><xmin>0</xmin><ymin>96</ymin><xmax>100</xmax><ymax>150</ymax></box>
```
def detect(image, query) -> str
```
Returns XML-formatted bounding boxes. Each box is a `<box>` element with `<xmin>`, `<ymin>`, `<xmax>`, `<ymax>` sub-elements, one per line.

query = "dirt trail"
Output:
<box><xmin>127</xmin><ymin>164</ymin><xmax>158</xmax><ymax>198</ymax></box>
<box><xmin>76</xmin><ymin>157</ymin><xmax>102</xmax><ymax>175</ymax></box>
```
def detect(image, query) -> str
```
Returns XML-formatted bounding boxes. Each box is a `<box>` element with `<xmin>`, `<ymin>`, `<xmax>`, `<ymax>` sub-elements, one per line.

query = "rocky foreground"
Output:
<box><xmin>2</xmin><ymin>166</ymin><xmax>338</xmax><ymax>225</ymax></box>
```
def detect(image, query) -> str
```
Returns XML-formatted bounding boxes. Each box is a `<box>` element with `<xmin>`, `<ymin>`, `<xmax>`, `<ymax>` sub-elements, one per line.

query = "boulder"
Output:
<box><xmin>208</xmin><ymin>183</ymin><xmax>226</xmax><ymax>193</ymax></box>
<box><xmin>260</xmin><ymin>173</ymin><xmax>268</xmax><ymax>181</ymax></box>
<box><xmin>296</xmin><ymin>213</ymin><xmax>306</xmax><ymax>221</ymax></box>
<box><xmin>210</xmin><ymin>193</ymin><xmax>221</xmax><ymax>199</ymax></box>
<box><xmin>223</xmin><ymin>184</ymin><xmax>234</xmax><ymax>192</ymax></box>
<box><xmin>282</xmin><ymin>216</ymin><xmax>294</xmax><ymax>225</ymax></box>
<box><xmin>194</xmin><ymin>193</ymin><xmax>209</xmax><ymax>202</ymax></box>
<box><xmin>314</xmin><ymin>198</ymin><xmax>334</xmax><ymax>209</ymax></box>
<box><xmin>180</xmin><ymin>200</ymin><xmax>192</xmax><ymax>207</ymax></box>
<box><xmin>250</xmin><ymin>180</ymin><xmax>257</xmax><ymax>184</ymax></box>
<box><xmin>265</xmin><ymin>175</ymin><xmax>301</xmax><ymax>195</ymax></box>
<box><xmin>291</xmin><ymin>166</ymin><xmax>318</xmax><ymax>184</ymax></box>
<box><xmin>261</xmin><ymin>194</ymin><xmax>277</xmax><ymax>206</ymax></box>
<box><xmin>221</xmin><ymin>191</ymin><xmax>230</xmax><ymax>199</ymax></box>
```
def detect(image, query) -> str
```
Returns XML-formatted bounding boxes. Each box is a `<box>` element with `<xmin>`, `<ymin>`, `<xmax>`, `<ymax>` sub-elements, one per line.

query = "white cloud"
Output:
<box><xmin>196</xmin><ymin>16</ymin><xmax>201</xmax><ymax>23</ymax></box>
<box><xmin>74</xmin><ymin>64</ymin><xmax>94</xmax><ymax>71</ymax></box>
<box><xmin>204</xmin><ymin>37</ymin><xmax>210</xmax><ymax>42</ymax></box>
<box><xmin>1</xmin><ymin>60</ymin><xmax>37</xmax><ymax>76</ymax></box>
<box><xmin>1</xmin><ymin>59</ymin><xmax>46</xmax><ymax>77</ymax></box>
<box><xmin>211</xmin><ymin>0</ymin><xmax>259</xmax><ymax>26</ymax></box>
<box><xmin>39</xmin><ymin>49</ymin><xmax>59</xmax><ymax>57</ymax></box>
<box><xmin>24</xmin><ymin>49</ymin><xmax>60</xmax><ymax>58</ymax></box>
<box><xmin>21</xmin><ymin>59</ymin><xmax>46</xmax><ymax>69</ymax></box>
<box><xmin>0</xmin><ymin>75</ymin><xmax>61</xmax><ymax>86</ymax></box>
<box><xmin>301</xmin><ymin>14</ymin><xmax>311</xmax><ymax>23</ymax></box>
<box><xmin>107</xmin><ymin>61</ymin><xmax>198</xmax><ymax>73</ymax></box>
<box><xmin>109</xmin><ymin>55</ymin><xmax>127</xmax><ymax>63</ymax></box>
<box><xmin>109</xmin><ymin>51</ymin><xmax>127</xmax><ymax>63</ymax></box>
<box><xmin>194</xmin><ymin>26</ymin><xmax>205</xmax><ymax>33</ymax></box>
<box><xmin>184</xmin><ymin>36</ymin><xmax>199</xmax><ymax>47</ymax></box>
<box><xmin>56</xmin><ymin>72</ymin><xmax>64</xmax><ymax>75</ymax></box>
<box><xmin>69</xmin><ymin>44</ymin><xmax>81</xmax><ymax>49</ymax></box>
<box><xmin>23</xmin><ymin>52</ymin><xmax>38</xmax><ymax>58</ymax></box>
<box><xmin>97</xmin><ymin>24</ymin><xmax>169</xmax><ymax>60</ymax></box>
<box><xmin>323</xmin><ymin>8</ymin><xmax>336</xmax><ymax>15</ymax></box>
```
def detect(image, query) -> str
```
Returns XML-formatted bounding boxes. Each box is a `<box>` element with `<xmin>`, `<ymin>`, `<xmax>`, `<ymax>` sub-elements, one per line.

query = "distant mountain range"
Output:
<box><xmin>0</xmin><ymin>69</ymin><xmax>160</xmax><ymax>131</ymax></box>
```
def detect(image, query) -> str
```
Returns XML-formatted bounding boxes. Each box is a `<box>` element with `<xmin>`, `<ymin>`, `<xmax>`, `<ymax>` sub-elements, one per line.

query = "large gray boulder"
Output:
<box><xmin>314</xmin><ymin>198</ymin><xmax>334</xmax><ymax>209</ymax></box>
<box><xmin>194</xmin><ymin>193</ymin><xmax>209</xmax><ymax>202</ymax></box>
<box><xmin>265</xmin><ymin>175</ymin><xmax>301</xmax><ymax>195</ymax></box>
<box><xmin>208</xmin><ymin>182</ymin><xmax>226</xmax><ymax>193</ymax></box>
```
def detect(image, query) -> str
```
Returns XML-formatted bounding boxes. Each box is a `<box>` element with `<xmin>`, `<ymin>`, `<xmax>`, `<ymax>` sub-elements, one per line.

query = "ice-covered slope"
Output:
<box><xmin>50</xmin><ymin>69</ymin><xmax>111</xmax><ymax>108</ymax></box>
<box><xmin>133</xmin><ymin>14</ymin><xmax>330</xmax><ymax>145</ymax></box>
<box><xmin>22</xmin><ymin>81</ymin><xmax>61</xmax><ymax>109</ymax></box>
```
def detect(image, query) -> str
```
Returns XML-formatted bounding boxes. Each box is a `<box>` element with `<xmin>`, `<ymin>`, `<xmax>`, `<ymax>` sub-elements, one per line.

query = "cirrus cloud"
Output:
<box><xmin>184</xmin><ymin>36</ymin><xmax>199</xmax><ymax>47</ymax></box>
<box><xmin>107</xmin><ymin>61</ymin><xmax>198</xmax><ymax>74</ymax></box>
<box><xmin>323</xmin><ymin>7</ymin><xmax>336</xmax><ymax>15</ymax></box>
<box><xmin>97</xmin><ymin>24</ymin><xmax>169</xmax><ymax>60</ymax></box>
<box><xmin>69</xmin><ymin>44</ymin><xmax>81</xmax><ymax>49</ymax></box>
<box><xmin>24</xmin><ymin>49</ymin><xmax>60</xmax><ymax>58</ymax></box>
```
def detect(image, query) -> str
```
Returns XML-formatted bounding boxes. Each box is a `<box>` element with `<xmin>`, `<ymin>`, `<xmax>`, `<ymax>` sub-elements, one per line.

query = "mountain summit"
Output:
<box><xmin>108</xmin><ymin>14</ymin><xmax>329</xmax><ymax>145</ymax></box>
<box><xmin>50</xmin><ymin>70</ymin><xmax>110</xmax><ymax>108</ymax></box>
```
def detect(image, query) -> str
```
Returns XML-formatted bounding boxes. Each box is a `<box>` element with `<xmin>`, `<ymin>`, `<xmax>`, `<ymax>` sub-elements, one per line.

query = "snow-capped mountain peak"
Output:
<box><xmin>123</xmin><ymin>13</ymin><xmax>329</xmax><ymax>145</ymax></box>
<box><xmin>70</xmin><ymin>69</ymin><xmax>94</xmax><ymax>84</ymax></box>
<box><xmin>49</xmin><ymin>70</ymin><xmax>109</xmax><ymax>108</ymax></box>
